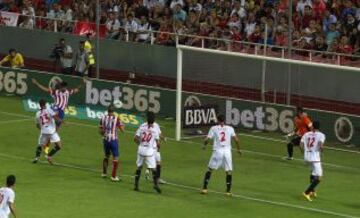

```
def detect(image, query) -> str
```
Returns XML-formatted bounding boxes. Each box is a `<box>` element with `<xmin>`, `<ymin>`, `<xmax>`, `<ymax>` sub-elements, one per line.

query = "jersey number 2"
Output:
<box><xmin>40</xmin><ymin>114</ymin><xmax>50</xmax><ymax>125</ymax></box>
<box><xmin>220</xmin><ymin>132</ymin><xmax>226</xmax><ymax>142</ymax></box>
<box><xmin>141</xmin><ymin>132</ymin><xmax>152</xmax><ymax>142</ymax></box>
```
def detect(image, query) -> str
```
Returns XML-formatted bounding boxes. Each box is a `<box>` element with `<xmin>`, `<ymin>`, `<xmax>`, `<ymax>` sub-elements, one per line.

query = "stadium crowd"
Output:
<box><xmin>1</xmin><ymin>0</ymin><xmax>360</xmax><ymax>55</ymax></box>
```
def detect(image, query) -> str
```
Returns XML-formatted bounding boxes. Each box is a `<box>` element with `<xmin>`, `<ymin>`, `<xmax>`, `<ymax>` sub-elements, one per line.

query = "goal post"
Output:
<box><xmin>175</xmin><ymin>44</ymin><xmax>360</xmax><ymax>144</ymax></box>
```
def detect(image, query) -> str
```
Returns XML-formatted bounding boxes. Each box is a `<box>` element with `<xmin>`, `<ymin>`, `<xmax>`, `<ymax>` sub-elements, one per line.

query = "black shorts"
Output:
<box><xmin>290</xmin><ymin>136</ymin><xmax>302</xmax><ymax>146</ymax></box>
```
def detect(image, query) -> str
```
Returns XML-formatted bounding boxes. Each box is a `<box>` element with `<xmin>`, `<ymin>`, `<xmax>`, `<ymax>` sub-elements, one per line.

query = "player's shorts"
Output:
<box><xmin>103</xmin><ymin>139</ymin><xmax>119</xmax><ymax>157</ymax></box>
<box><xmin>309</xmin><ymin>162</ymin><xmax>323</xmax><ymax>177</ymax></box>
<box><xmin>136</xmin><ymin>154</ymin><xmax>156</xmax><ymax>169</ymax></box>
<box><xmin>208</xmin><ymin>149</ymin><xmax>233</xmax><ymax>171</ymax></box>
<box><xmin>51</xmin><ymin>105</ymin><xmax>65</xmax><ymax>126</ymax></box>
<box><xmin>290</xmin><ymin>135</ymin><xmax>302</xmax><ymax>146</ymax></box>
<box><xmin>155</xmin><ymin>151</ymin><xmax>161</xmax><ymax>163</ymax></box>
<box><xmin>38</xmin><ymin>133</ymin><xmax>60</xmax><ymax>146</ymax></box>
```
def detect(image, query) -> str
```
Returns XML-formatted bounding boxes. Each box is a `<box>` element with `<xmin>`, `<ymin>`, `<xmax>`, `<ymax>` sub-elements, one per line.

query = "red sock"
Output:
<box><xmin>112</xmin><ymin>160</ymin><xmax>119</xmax><ymax>178</ymax></box>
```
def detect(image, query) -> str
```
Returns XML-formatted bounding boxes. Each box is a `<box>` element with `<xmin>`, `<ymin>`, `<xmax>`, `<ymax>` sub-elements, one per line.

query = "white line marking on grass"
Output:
<box><xmin>0</xmin><ymin>118</ymin><xmax>32</xmax><ymax>124</ymax></box>
<box><xmin>0</xmin><ymin>110</ymin><xmax>359</xmax><ymax>171</ymax></box>
<box><xmin>0</xmin><ymin>152</ymin><xmax>358</xmax><ymax>218</ymax></box>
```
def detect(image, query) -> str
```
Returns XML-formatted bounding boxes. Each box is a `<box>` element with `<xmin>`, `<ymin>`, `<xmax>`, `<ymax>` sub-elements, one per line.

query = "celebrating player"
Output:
<box><xmin>99</xmin><ymin>105</ymin><xmax>125</xmax><ymax>182</ymax></box>
<box><xmin>33</xmin><ymin>99</ymin><xmax>63</xmax><ymax>164</ymax></box>
<box><xmin>0</xmin><ymin>175</ymin><xmax>16</xmax><ymax>218</ymax></box>
<box><xmin>201</xmin><ymin>114</ymin><xmax>241</xmax><ymax>196</ymax></box>
<box><xmin>300</xmin><ymin>121</ymin><xmax>325</xmax><ymax>201</ymax></box>
<box><xmin>144</xmin><ymin>113</ymin><xmax>166</xmax><ymax>184</ymax></box>
<box><xmin>285</xmin><ymin>107</ymin><xmax>313</xmax><ymax>160</ymax></box>
<box><xmin>134</xmin><ymin>112</ymin><xmax>161</xmax><ymax>193</ymax></box>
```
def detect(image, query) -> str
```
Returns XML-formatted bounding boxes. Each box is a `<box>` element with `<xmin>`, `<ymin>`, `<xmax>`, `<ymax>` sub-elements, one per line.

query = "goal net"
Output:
<box><xmin>175</xmin><ymin>45</ymin><xmax>360</xmax><ymax>152</ymax></box>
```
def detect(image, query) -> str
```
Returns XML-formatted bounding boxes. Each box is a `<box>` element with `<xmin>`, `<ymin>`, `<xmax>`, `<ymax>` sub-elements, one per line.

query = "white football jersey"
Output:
<box><xmin>135</xmin><ymin>123</ymin><xmax>160</xmax><ymax>156</ymax></box>
<box><xmin>301</xmin><ymin>130</ymin><xmax>326</xmax><ymax>162</ymax></box>
<box><xmin>0</xmin><ymin>187</ymin><xmax>15</xmax><ymax>217</ymax></box>
<box><xmin>152</xmin><ymin>122</ymin><xmax>161</xmax><ymax>149</ymax></box>
<box><xmin>207</xmin><ymin>125</ymin><xmax>236</xmax><ymax>151</ymax></box>
<box><xmin>35</xmin><ymin>108</ymin><xmax>57</xmax><ymax>134</ymax></box>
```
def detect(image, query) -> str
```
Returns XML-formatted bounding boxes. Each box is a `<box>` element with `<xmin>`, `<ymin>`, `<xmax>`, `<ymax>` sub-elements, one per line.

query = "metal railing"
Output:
<box><xmin>4</xmin><ymin>13</ymin><xmax>360</xmax><ymax>68</ymax></box>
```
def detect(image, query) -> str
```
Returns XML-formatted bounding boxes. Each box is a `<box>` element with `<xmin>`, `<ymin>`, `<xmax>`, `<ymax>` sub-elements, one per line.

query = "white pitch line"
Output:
<box><xmin>0</xmin><ymin>110</ymin><xmax>359</xmax><ymax>171</ymax></box>
<box><xmin>0</xmin><ymin>118</ymin><xmax>32</xmax><ymax>125</ymax></box>
<box><xmin>0</xmin><ymin>152</ymin><xmax>358</xmax><ymax>218</ymax></box>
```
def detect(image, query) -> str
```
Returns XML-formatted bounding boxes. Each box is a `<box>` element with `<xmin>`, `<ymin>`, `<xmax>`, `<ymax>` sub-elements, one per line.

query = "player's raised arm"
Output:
<box><xmin>117</xmin><ymin>118</ymin><xmax>125</xmax><ymax>133</ymax></box>
<box><xmin>32</xmin><ymin>78</ymin><xmax>52</xmax><ymax>93</ymax></box>
<box><xmin>72</xmin><ymin>77</ymin><xmax>87</xmax><ymax>94</ymax></box>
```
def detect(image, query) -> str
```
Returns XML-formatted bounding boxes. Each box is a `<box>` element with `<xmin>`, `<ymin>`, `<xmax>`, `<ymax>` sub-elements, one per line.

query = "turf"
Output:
<box><xmin>0</xmin><ymin>96</ymin><xmax>359</xmax><ymax>218</ymax></box>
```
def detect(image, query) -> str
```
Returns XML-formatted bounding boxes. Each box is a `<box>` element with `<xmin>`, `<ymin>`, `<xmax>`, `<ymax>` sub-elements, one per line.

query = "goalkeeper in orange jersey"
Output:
<box><xmin>285</xmin><ymin>107</ymin><xmax>313</xmax><ymax>160</ymax></box>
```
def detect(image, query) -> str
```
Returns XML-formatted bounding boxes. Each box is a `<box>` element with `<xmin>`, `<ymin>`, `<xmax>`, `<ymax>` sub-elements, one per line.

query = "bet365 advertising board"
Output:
<box><xmin>0</xmin><ymin>67</ymin><xmax>359</xmax><ymax>147</ymax></box>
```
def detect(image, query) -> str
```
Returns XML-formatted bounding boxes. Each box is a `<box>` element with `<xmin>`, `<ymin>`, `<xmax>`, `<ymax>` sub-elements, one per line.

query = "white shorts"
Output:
<box><xmin>208</xmin><ymin>149</ymin><xmax>233</xmax><ymax>171</ymax></box>
<box><xmin>308</xmin><ymin>162</ymin><xmax>323</xmax><ymax>177</ymax></box>
<box><xmin>136</xmin><ymin>154</ymin><xmax>156</xmax><ymax>169</ymax></box>
<box><xmin>38</xmin><ymin>133</ymin><xmax>61</xmax><ymax>146</ymax></box>
<box><xmin>155</xmin><ymin>151</ymin><xmax>161</xmax><ymax>163</ymax></box>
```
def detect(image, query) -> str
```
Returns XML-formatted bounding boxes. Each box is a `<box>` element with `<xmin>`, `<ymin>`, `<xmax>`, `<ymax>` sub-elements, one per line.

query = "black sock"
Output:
<box><xmin>135</xmin><ymin>169</ymin><xmax>141</xmax><ymax>187</ymax></box>
<box><xmin>305</xmin><ymin>178</ymin><xmax>320</xmax><ymax>194</ymax></box>
<box><xmin>287</xmin><ymin>143</ymin><xmax>294</xmax><ymax>157</ymax></box>
<box><xmin>203</xmin><ymin>171</ymin><xmax>212</xmax><ymax>189</ymax></box>
<box><xmin>156</xmin><ymin>164</ymin><xmax>161</xmax><ymax>179</ymax></box>
<box><xmin>103</xmin><ymin>158</ymin><xmax>109</xmax><ymax>174</ymax></box>
<box><xmin>226</xmin><ymin>174</ymin><xmax>232</xmax><ymax>192</ymax></box>
<box><xmin>310</xmin><ymin>175</ymin><xmax>315</xmax><ymax>183</ymax></box>
<box><xmin>35</xmin><ymin>146</ymin><xmax>42</xmax><ymax>158</ymax></box>
<box><xmin>152</xmin><ymin>169</ymin><xmax>159</xmax><ymax>187</ymax></box>
<box><xmin>48</xmin><ymin>146</ymin><xmax>61</xmax><ymax>157</ymax></box>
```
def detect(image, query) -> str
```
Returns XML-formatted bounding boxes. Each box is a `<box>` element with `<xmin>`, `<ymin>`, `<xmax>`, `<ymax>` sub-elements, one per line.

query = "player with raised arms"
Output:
<box><xmin>201</xmin><ymin>114</ymin><xmax>241</xmax><ymax>196</ymax></box>
<box><xmin>134</xmin><ymin>112</ymin><xmax>161</xmax><ymax>193</ymax></box>
<box><xmin>300</xmin><ymin>121</ymin><xmax>325</xmax><ymax>201</ymax></box>
<box><xmin>285</xmin><ymin>107</ymin><xmax>313</xmax><ymax>160</ymax></box>
<box><xmin>33</xmin><ymin>99</ymin><xmax>63</xmax><ymax>164</ymax></box>
<box><xmin>99</xmin><ymin>105</ymin><xmax>125</xmax><ymax>182</ymax></box>
<box><xmin>0</xmin><ymin>175</ymin><xmax>17</xmax><ymax>218</ymax></box>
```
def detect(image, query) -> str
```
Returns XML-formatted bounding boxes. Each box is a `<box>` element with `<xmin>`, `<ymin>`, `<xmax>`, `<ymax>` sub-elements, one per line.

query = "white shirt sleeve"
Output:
<box><xmin>207</xmin><ymin>127</ymin><xmax>214</xmax><ymax>139</ymax></box>
<box><xmin>8</xmin><ymin>190</ymin><xmax>15</xmax><ymax>203</ymax></box>
<box><xmin>48</xmin><ymin>108</ymin><xmax>56</xmax><ymax>117</ymax></box>
<box><xmin>230</xmin><ymin>127</ymin><xmax>236</xmax><ymax>137</ymax></box>
<box><xmin>135</xmin><ymin>127</ymin><xmax>141</xmax><ymax>137</ymax></box>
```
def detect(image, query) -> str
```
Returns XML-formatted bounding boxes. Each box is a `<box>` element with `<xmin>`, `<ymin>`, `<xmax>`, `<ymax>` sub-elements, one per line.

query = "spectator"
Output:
<box><xmin>105</xmin><ymin>12</ymin><xmax>121</xmax><ymax>39</ymax></box>
<box><xmin>74</xmin><ymin>41</ymin><xmax>89</xmax><ymax>77</ymax></box>
<box><xmin>326</xmin><ymin>23</ymin><xmax>340</xmax><ymax>46</ymax></box>
<box><xmin>0</xmin><ymin>49</ymin><xmax>25</xmax><ymax>68</ymax></box>
<box><xmin>323</xmin><ymin>9</ymin><xmax>337</xmax><ymax>32</ymax></box>
<box><xmin>19</xmin><ymin>16</ymin><xmax>34</xmax><ymax>29</ymax></box>
<box><xmin>58</xmin><ymin>38</ymin><xmax>73</xmax><ymax>75</ymax></box>
<box><xmin>313</xmin><ymin>35</ymin><xmax>328</xmax><ymax>56</ymax></box>
<box><xmin>136</xmin><ymin>16</ymin><xmax>152</xmax><ymax>42</ymax></box>
<box><xmin>173</xmin><ymin>4</ymin><xmax>187</xmax><ymax>22</ymax></box>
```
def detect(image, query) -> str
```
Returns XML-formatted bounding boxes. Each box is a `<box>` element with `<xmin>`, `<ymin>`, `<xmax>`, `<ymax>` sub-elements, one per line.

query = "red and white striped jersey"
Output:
<box><xmin>99</xmin><ymin>115</ymin><xmax>124</xmax><ymax>141</ymax></box>
<box><xmin>50</xmin><ymin>89</ymin><xmax>74</xmax><ymax>110</ymax></box>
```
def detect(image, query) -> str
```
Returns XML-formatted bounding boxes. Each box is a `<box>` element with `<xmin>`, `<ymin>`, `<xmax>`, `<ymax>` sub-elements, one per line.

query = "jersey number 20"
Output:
<box><xmin>141</xmin><ymin>132</ymin><xmax>152</xmax><ymax>142</ymax></box>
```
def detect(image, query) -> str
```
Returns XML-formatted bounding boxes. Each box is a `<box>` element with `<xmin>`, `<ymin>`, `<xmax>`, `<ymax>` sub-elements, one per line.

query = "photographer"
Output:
<box><xmin>50</xmin><ymin>38</ymin><xmax>73</xmax><ymax>74</ymax></box>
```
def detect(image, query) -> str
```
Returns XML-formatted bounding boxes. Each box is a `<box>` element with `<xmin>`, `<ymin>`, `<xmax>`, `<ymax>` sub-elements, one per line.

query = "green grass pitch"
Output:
<box><xmin>0</xmin><ymin>96</ymin><xmax>359</xmax><ymax>218</ymax></box>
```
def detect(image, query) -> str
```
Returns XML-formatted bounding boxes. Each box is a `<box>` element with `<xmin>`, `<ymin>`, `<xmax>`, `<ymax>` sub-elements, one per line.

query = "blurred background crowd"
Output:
<box><xmin>1</xmin><ymin>0</ymin><xmax>360</xmax><ymax>55</ymax></box>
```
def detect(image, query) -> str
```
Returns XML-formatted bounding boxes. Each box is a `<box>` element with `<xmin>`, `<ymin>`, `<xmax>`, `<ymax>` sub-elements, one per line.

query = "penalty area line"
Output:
<box><xmin>0</xmin><ymin>152</ymin><xmax>358</xmax><ymax>218</ymax></box>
